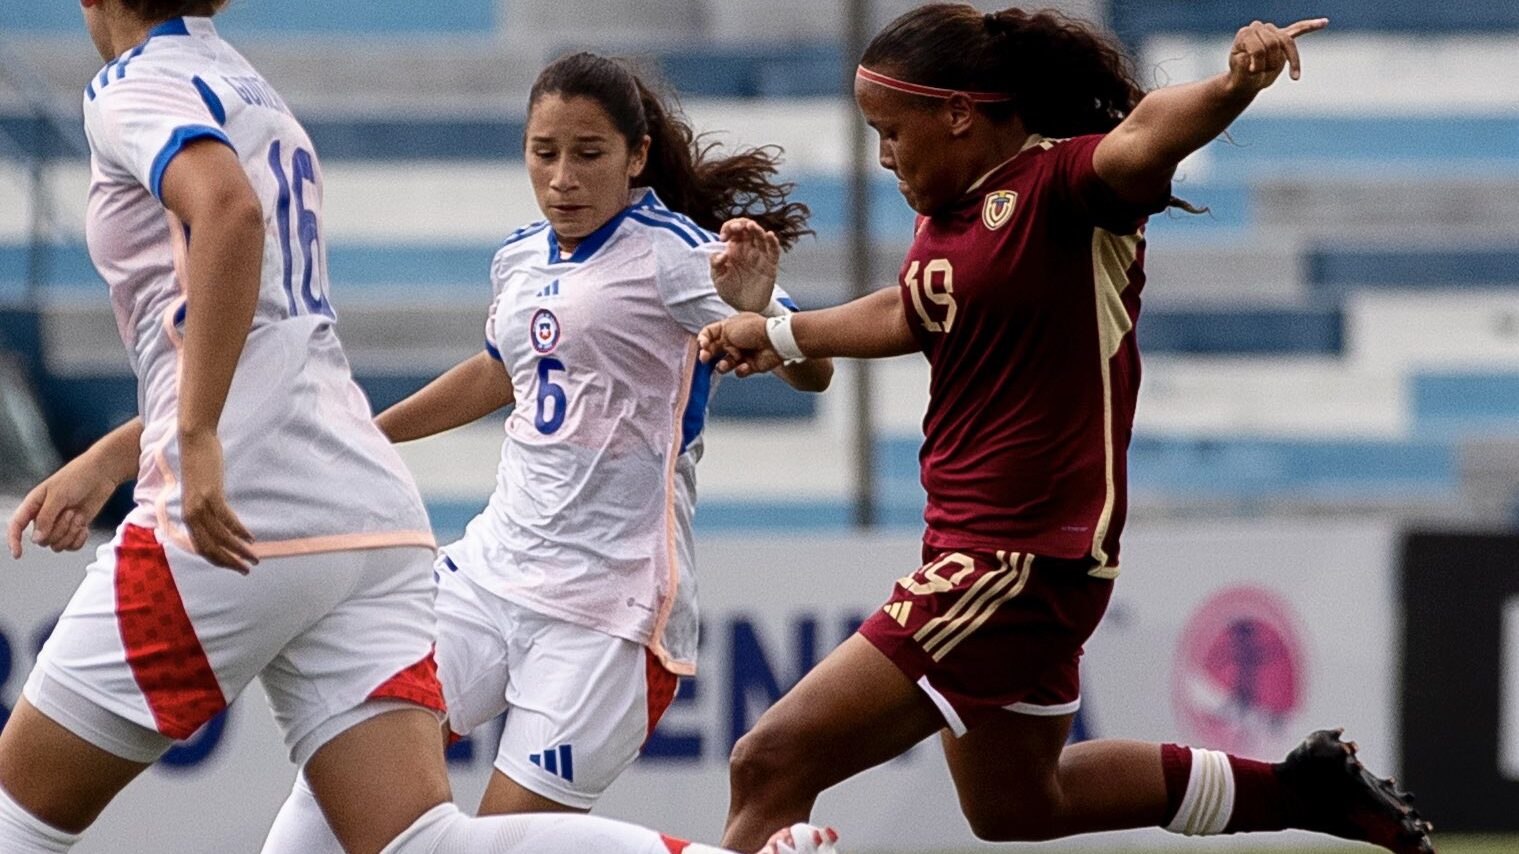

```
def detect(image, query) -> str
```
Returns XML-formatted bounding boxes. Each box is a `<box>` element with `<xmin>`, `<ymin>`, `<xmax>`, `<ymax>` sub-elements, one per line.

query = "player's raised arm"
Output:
<box><xmin>1093</xmin><ymin>17</ymin><xmax>1328</xmax><ymax>204</ymax></box>
<box><xmin>376</xmin><ymin>351</ymin><xmax>515</xmax><ymax>444</ymax></box>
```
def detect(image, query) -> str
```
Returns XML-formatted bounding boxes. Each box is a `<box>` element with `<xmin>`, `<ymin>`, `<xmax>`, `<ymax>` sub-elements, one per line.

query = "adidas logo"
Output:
<box><xmin>536</xmin><ymin>279</ymin><xmax>561</xmax><ymax>298</ymax></box>
<box><xmin>529</xmin><ymin>744</ymin><xmax>575</xmax><ymax>782</ymax></box>
<box><xmin>883</xmin><ymin>601</ymin><xmax>912</xmax><ymax>627</ymax></box>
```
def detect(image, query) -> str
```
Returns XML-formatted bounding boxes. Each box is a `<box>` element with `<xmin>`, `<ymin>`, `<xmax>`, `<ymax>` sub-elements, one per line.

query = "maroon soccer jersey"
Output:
<box><xmin>899</xmin><ymin>134</ymin><xmax>1167</xmax><ymax>570</ymax></box>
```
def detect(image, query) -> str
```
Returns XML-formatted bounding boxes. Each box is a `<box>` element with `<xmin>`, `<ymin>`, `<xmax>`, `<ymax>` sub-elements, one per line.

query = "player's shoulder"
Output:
<box><xmin>85</xmin><ymin>36</ymin><xmax>208</xmax><ymax>112</ymax></box>
<box><xmin>622</xmin><ymin>189</ymin><xmax>720</xmax><ymax>255</ymax></box>
<box><xmin>491</xmin><ymin>220</ymin><xmax>552</xmax><ymax>276</ymax></box>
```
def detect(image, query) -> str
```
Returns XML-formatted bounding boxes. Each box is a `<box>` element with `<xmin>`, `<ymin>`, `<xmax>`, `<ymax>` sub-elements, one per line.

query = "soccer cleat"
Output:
<box><xmin>756</xmin><ymin>823</ymin><xmax>841</xmax><ymax>854</ymax></box>
<box><xmin>1276</xmin><ymin>729</ymin><xmax>1435</xmax><ymax>854</ymax></box>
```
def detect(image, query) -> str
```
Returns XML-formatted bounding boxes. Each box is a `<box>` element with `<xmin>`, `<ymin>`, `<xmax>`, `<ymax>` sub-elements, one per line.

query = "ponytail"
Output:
<box><xmin>530</xmin><ymin>53</ymin><xmax>812</xmax><ymax>249</ymax></box>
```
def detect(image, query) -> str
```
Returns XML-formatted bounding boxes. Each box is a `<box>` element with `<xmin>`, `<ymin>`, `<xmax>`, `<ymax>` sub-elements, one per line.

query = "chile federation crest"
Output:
<box><xmin>531</xmin><ymin>308</ymin><xmax>561</xmax><ymax>355</ymax></box>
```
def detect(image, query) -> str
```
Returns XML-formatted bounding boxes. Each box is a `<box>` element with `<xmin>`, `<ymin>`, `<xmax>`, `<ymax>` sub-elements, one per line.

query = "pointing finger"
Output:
<box><xmin>1284</xmin><ymin>18</ymin><xmax>1330</xmax><ymax>38</ymax></box>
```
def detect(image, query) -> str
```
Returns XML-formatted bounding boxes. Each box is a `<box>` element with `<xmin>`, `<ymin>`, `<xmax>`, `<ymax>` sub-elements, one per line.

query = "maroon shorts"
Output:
<box><xmin>858</xmin><ymin>545</ymin><xmax>1113</xmax><ymax>736</ymax></box>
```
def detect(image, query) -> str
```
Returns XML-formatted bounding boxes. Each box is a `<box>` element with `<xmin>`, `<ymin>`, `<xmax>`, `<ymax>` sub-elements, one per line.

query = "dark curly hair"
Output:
<box><xmin>529</xmin><ymin>52</ymin><xmax>812</xmax><ymax>250</ymax></box>
<box><xmin>864</xmin><ymin>4</ymin><xmax>1199</xmax><ymax>212</ymax></box>
<box><xmin>118</xmin><ymin>0</ymin><xmax>227</xmax><ymax>20</ymax></box>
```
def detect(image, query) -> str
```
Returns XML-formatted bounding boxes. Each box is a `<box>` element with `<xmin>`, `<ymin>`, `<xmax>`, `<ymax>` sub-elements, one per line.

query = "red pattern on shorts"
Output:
<box><xmin>643</xmin><ymin>648</ymin><xmax>680</xmax><ymax>748</ymax></box>
<box><xmin>114</xmin><ymin>524</ymin><xmax>227</xmax><ymax>740</ymax></box>
<box><xmin>661</xmin><ymin>835</ymin><xmax>690</xmax><ymax>853</ymax></box>
<box><xmin>369</xmin><ymin>648</ymin><xmax>447</xmax><ymax>714</ymax></box>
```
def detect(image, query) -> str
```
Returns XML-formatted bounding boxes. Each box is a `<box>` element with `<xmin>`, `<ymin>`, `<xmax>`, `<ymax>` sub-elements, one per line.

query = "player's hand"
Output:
<box><xmin>697</xmin><ymin>313</ymin><xmax>784</xmax><ymax>377</ymax></box>
<box><xmin>6</xmin><ymin>456</ymin><xmax>118</xmax><ymax>559</ymax></box>
<box><xmin>1226</xmin><ymin>18</ymin><xmax>1327</xmax><ymax>94</ymax></box>
<box><xmin>711</xmin><ymin>218</ymin><xmax>782</xmax><ymax>314</ymax></box>
<box><xmin>178</xmin><ymin>429</ymin><xmax>257</xmax><ymax>574</ymax></box>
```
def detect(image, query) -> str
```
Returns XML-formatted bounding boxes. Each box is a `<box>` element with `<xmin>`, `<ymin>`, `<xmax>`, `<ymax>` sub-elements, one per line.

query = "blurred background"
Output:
<box><xmin>2</xmin><ymin>1</ymin><xmax>1517</xmax><ymax>852</ymax></box>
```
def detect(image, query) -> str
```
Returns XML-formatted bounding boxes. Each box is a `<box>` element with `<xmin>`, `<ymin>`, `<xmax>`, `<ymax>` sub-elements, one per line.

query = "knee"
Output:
<box><xmin>728</xmin><ymin>723</ymin><xmax>812</xmax><ymax>802</ymax></box>
<box><xmin>962</xmin><ymin>798</ymin><xmax>1062</xmax><ymax>843</ymax></box>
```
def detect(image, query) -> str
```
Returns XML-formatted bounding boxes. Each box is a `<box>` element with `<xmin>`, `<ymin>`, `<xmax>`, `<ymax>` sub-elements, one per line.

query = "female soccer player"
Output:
<box><xmin>258</xmin><ymin>51</ymin><xmax>832</xmax><ymax>850</ymax></box>
<box><xmin>698</xmin><ymin>6</ymin><xmax>1433</xmax><ymax>854</ymax></box>
<box><xmin>1</xmin><ymin>5</ymin><xmax>833</xmax><ymax>853</ymax></box>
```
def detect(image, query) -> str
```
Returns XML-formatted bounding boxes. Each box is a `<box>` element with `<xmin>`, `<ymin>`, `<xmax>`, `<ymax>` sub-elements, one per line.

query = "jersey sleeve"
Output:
<box><xmin>89</xmin><ymin>75</ymin><xmax>234</xmax><ymax>201</ymax></box>
<box><xmin>1046</xmin><ymin>134</ymin><xmax>1169</xmax><ymax>234</ymax></box>
<box><xmin>655</xmin><ymin>240</ymin><xmax>738</xmax><ymax>334</ymax></box>
<box><xmin>484</xmin><ymin>250</ymin><xmax>511</xmax><ymax>362</ymax></box>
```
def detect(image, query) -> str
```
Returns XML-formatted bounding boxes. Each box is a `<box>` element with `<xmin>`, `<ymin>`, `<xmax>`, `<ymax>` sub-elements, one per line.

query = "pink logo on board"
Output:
<box><xmin>1171</xmin><ymin>586</ymin><xmax>1306</xmax><ymax>755</ymax></box>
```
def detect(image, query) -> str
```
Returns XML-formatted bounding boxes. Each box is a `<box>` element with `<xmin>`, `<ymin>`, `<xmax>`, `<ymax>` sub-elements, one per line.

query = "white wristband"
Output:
<box><xmin>760</xmin><ymin>297</ymin><xmax>792</xmax><ymax>319</ymax></box>
<box><xmin>765</xmin><ymin>313</ymin><xmax>806</xmax><ymax>364</ymax></box>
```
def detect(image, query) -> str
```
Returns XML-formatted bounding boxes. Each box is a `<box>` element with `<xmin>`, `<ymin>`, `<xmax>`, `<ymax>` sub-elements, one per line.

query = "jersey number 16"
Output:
<box><xmin>268</xmin><ymin>140</ymin><xmax>334</xmax><ymax>320</ymax></box>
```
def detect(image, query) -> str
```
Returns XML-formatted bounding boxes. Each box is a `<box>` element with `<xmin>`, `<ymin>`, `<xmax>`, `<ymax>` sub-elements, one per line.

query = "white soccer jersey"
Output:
<box><xmin>81</xmin><ymin>16</ymin><xmax>431</xmax><ymax>556</ymax></box>
<box><xmin>442</xmin><ymin>188</ymin><xmax>796</xmax><ymax>675</ymax></box>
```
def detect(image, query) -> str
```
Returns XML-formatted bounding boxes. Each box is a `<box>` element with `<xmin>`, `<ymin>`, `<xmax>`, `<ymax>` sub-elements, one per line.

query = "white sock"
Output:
<box><xmin>259</xmin><ymin>772</ymin><xmax>345</xmax><ymax>854</ymax></box>
<box><xmin>0</xmin><ymin>783</ymin><xmax>80</xmax><ymax>853</ymax></box>
<box><xmin>1164</xmin><ymin>747</ymin><xmax>1237</xmax><ymax>836</ymax></box>
<box><xmin>379</xmin><ymin>803</ymin><xmax>737</xmax><ymax>854</ymax></box>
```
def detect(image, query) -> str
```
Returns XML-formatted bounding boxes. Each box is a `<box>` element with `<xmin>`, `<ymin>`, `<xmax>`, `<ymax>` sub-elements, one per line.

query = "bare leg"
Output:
<box><xmin>301</xmin><ymin>708</ymin><xmax>454</xmax><ymax>854</ymax></box>
<box><xmin>477</xmin><ymin>770</ymin><xmax>587</xmax><ymax>815</ymax></box>
<box><xmin>0</xmin><ymin>699</ymin><xmax>152</xmax><ymax>834</ymax></box>
<box><xmin>941</xmin><ymin>711</ymin><xmax>1169</xmax><ymax>841</ymax></box>
<box><xmin>720</xmin><ymin>635</ymin><xmax>944</xmax><ymax>851</ymax></box>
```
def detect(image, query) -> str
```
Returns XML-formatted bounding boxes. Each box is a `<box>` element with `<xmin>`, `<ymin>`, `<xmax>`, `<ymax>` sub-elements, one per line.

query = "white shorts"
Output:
<box><xmin>24</xmin><ymin>524</ymin><xmax>443</xmax><ymax>767</ymax></box>
<box><xmin>435</xmin><ymin>562</ymin><xmax>679</xmax><ymax>809</ymax></box>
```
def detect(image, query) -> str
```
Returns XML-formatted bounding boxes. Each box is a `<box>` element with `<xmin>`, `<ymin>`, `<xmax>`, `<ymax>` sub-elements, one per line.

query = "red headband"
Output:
<box><xmin>855</xmin><ymin>66</ymin><xmax>1013</xmax><ymax>103</ymax></box>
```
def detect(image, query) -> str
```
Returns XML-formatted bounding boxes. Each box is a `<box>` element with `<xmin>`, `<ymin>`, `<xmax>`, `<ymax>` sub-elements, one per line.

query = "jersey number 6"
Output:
<box><xmin>905</xmin><ymin>258</ymin><xmax>956</xmax><ymax>334</ymax></box>
<box><xmin>535</xmin><ymin>357</ymin><xmax>567</xmax><ymax>435</ymax></box>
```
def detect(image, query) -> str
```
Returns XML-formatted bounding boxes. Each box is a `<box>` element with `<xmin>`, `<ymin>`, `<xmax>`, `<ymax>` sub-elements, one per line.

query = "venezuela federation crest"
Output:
<box><xmin>982</xmin><ymin>190</ymin><xmax>1017</xmax><ymax>231</ymax></box>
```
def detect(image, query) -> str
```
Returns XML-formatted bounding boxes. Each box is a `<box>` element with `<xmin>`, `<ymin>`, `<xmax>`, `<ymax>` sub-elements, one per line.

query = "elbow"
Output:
<box><xmin>223</xmin><ymin>193</ymin><xmax>266</xmax><ymax>236</ymax></box>
<box><xmin>792</xmin><ymin>359</ymin><xmax>835</xmax><ymax>393</ymax></box>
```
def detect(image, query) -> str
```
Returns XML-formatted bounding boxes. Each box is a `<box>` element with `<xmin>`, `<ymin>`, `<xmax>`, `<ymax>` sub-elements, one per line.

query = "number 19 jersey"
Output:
<box><xmin>81</xmin><ymin>16</ymin><xmax>431</xmax><ymax>555</ymax></box>
<box><xmin>901</xmin><ymin>134</ymin><xmax>1167</xmax><ymax>573</ymax></box>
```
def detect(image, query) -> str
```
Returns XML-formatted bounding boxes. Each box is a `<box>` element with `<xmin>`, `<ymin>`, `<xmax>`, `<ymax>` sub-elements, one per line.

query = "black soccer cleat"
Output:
<box><xmin>1276</xmin><ymin>729</ymin><xmax>1435</xmax><ymax>854</ymax></box>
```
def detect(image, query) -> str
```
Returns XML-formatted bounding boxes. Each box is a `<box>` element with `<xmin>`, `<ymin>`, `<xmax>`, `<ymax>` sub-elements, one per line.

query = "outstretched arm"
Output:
<box><xmin>699</xmin><ymin>286</ymin><xmax>916</xmax><ymax>378</ymax></box>
<box><xmin>375</xmin><ymin>351</ymin><xmax>515</xmax><ymax>444</ymax></box>
<box><xmin>1094</xmin><ymin>17</ymin><xmax>1328</xmax><ymax>204</ymax></box>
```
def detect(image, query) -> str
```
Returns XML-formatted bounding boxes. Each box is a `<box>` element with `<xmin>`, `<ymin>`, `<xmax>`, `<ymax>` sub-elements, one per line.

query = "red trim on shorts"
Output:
<box><xmin>369</xmin><ymin>648</ymin><xmax>446</xmax><ymax>714</ymax></box>
<box><xmin>643</xmin><ymin>648</ymin><xmax>680</xmax><ymax>748</ymax></box>
<box><xmin>114</xmin><ymin>524</ymin><xmax>227</xmax><ymax>740</ymax></box>
<box><xmin>660</xmin><ymin>834</ymin><xmax>691</xmax><ymax>853</ymax></box>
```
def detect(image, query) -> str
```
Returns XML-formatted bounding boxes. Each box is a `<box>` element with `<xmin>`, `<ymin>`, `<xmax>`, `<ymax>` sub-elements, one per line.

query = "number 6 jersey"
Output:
<box><xmin>444</xmin><ymin>188</ymin><xmax>794</xmax><ymax>675</ymax></box>
<box><xmin>82</xmin><ymin>16</ymin><xmax>432</xmax><ymax>555</ymax></box>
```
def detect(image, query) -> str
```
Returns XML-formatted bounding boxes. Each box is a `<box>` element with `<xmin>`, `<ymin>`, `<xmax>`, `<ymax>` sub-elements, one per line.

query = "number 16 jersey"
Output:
<box><xmin>82</xmin><ymin>16</ymin><xmax>431</xmax><ymax>555</ymax></box>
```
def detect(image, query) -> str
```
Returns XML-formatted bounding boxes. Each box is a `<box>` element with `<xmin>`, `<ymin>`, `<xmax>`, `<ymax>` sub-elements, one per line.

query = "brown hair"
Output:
<box><xmin>528</xmin><ymin>52</ymin><xmax>812</xmax><ymax>249</ymax></box>
<box><xmin>864</xmin><ymin>4</ymin><xmax>1200</xmax><ymax>212</ymax></box>
<box><xmin>118</xmin><ymin>0</ymin><xmax>227</xmax><ymax>20</ymax></box>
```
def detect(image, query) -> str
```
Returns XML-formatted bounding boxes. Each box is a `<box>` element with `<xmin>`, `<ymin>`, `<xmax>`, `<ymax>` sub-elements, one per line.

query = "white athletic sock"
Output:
<box><xmin>259</xmin><ymin>772</ymin><xmax>345</xmax><ymax>854</ymax></box>
<box><xmin>0</xmin><ymin>783</ymin><xmax>80</xmax><ymax>853</ymax></box>
<box><xmin>1164</xmin><ymin>747</ymin><xmax>1237</xmax><ymax>836</ymax></box>
<box><xmin>379</xmin><ymin>803</ymin><xmax>737</xmax><ymax>854</ymax></box>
